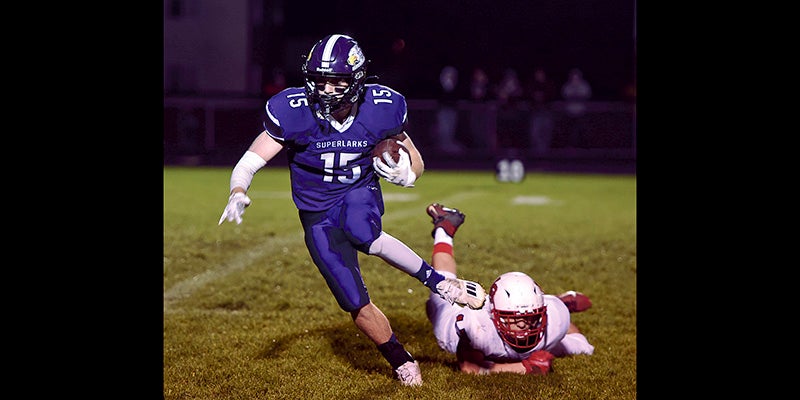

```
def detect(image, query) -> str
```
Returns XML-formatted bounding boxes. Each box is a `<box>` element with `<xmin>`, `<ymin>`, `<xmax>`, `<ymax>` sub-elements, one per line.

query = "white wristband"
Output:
<box><xmin>230</xmin><ymin>151</ymin><xmax>267</xmax><ymax>192</ymax></box>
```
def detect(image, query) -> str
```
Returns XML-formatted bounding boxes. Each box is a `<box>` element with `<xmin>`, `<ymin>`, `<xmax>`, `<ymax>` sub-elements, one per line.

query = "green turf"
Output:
<box><xmin>164</xmin><ymin>166</ymin><xmax>636</xmax><ymax>399</ymax></box>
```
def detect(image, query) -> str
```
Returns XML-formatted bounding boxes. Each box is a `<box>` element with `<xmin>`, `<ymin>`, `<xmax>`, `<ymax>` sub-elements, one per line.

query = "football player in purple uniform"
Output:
<box><xmin>424</xmin><ymin>203</ymin><xmax>595</xmax><ymax>375</ymax></box>
<box><xmin>218</xmin><ymin>34</ymin><xmax>486</xmax><ymax>386</ymax></box>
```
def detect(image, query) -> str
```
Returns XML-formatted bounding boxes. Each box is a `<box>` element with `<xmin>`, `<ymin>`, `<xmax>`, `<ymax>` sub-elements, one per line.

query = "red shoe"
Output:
<box><xmin>557</xmin><ymin>291</ymin><xmax>592</xmax><ymax>313</ymax></box>
<box><xmin>426</xmin><ymin>203</ymin><xmax>465</xmax><ymax>238</ymax></box>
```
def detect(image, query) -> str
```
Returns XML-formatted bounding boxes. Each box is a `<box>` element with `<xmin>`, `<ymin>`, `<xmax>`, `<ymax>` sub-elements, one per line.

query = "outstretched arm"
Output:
<box><xmin>219</xmin><ymin>131</ymin><xmax>283</xmax><ymax>225</ymax></box>
<box><xmin>456</xmin><ymin>341</ymin><xmax>532</xmax><ymax>375</ymax></box>
<box><xmin>456</xmin><ymin>344</ymin><xmax>491</xmax><ymax>374</ymax></box>
<box><xmin>229</xmin><ymin>131</ymin><xmax>284</xmax><ymax>195</ymax></box>
<box><xmin>457</xmin><ymin>344</ymin><xmax>552</xmax><ymax>375</ymax></box>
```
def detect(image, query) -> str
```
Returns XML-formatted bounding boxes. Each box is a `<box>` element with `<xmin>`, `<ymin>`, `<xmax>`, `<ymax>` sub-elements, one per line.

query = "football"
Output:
<box><xmin>372</xmin><ymin>137</ymin><xmax>407</xmax><ymax>164</ymax></box>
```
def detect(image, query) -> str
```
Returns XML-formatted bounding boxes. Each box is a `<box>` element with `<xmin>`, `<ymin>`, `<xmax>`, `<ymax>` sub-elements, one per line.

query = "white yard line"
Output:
<box><xmin>163</xmin><ymin>233</ymin><xmax>299</xmax><ymax>312</ymax></box>
<box><xmin>164</xmin><ymin>190</ymin><xmax>486</xmax><ymax>312</ymax></box>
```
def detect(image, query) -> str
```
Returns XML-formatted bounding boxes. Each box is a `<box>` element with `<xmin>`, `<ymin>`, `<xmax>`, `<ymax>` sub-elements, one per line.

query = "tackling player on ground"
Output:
<box><xmin>425</xmin><ymin>203</ymin><xmax>594</xmax><ymax>375</ymax></box>
<box><xmin>217</xmin><ymin>34</ymin><xmax>486</xmax><ymax>386</ymax></box>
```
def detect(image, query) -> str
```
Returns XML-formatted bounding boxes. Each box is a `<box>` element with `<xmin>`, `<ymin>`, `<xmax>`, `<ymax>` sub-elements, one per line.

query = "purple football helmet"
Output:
<box><xmin>302</xmin><ymin>34</ymin><xmax>368</xmax><ymax>117</ymax></box>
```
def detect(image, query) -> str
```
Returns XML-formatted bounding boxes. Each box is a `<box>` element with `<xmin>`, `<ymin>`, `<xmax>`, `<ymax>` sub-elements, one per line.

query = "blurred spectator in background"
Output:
<box><xmin>495</xmin><ymin>68</ymin><xmax>524</xmax><ymax>108</ymax></box>
<box><xmin>561</xmin><ymin>68</ymin><xmax>591</xmax><ymax>115</ymax></box>
<box><xmin>470</xmin><ymin>67</ymin><xmax>489</xmax><ymax>102</ymax></box>
<box><xmin>436</xmin><ymin>65</ymin><xmax>465</xmax><ymax>154</ymax></box>
<box><xmin>560</xmin><ymin>68</ymin><xmax>592</xmax><ymax>148</ymax></box>
<box><xmin>525</xmin><ymin>67</ymin><xmax>557</xmax><ymax>155</ymax></box>
<box><xmin>495</xmin><ymin>68</ymin><xmax>526</xmax><ymax>151</ymax></box>
<box><xmin>467</xmin><ymin>67</ymin><xmax>491</xmax><ymax>152</ymax></box>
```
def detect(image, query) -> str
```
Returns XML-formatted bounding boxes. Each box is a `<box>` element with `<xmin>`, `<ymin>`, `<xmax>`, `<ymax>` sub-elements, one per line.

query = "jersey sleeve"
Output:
<box><xmin>541</xmin><ymin>294</ymin><xmax>595</xmax><ymax>356</ymax></box>
<box><xmin>360</xmin><ymin>84</ymin><xmax>409</xmax><ymax>140</ymax></box>
<box><xmin>542</xmin><ymin>295</ymin><xmax>570</xmax><ymax>351</ymax></box>
<box><xmin>262</xmin><ymin>87</ymin><xmax>317</xmax><ymax>145</ymax></box>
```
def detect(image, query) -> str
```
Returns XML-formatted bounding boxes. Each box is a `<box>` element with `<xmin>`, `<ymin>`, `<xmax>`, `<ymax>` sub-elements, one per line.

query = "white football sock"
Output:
<box><xmin>433</xmin><ymin>227</ymin><xmax>453</xmax><ymax>246</ymax></box>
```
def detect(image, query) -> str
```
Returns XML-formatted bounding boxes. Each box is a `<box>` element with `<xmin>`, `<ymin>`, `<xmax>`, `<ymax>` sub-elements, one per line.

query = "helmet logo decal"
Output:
<box><xmin>347</xmin><ymin>45</ymin><xmax>365</xmax><ymax>70</ymax></box>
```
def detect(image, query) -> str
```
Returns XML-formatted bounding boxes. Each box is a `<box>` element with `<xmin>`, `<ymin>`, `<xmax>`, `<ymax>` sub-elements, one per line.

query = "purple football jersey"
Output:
<box><xmin>262</xmin><ymin>84</ymin><xmax>408</xmax><ymax>211</ymax></box>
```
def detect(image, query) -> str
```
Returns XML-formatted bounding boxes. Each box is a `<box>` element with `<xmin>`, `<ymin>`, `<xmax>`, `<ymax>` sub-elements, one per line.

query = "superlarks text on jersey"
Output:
<box><xmin>315</xmin><ymin>140</ymin><xmax>369</xmax><ymax>149</ymax></box>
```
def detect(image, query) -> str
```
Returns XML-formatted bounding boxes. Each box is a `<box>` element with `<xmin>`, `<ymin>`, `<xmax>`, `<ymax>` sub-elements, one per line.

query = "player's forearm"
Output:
<box><xmin>229</xmin><ymin>131</ymin><xmax>283</xmax><ymax>194</ymax></box>
<box><xmin>458</xmin><ymin>360</ymin><xmax>486</xmax><ymax>374</ymax></box>
<box><xmin>229</xmin><ymin>150</ymin><xmax>267</xmax><ymax>194</ymax></box>
<box><xmin>411</xmin><ymin>158</ymin><xmax>424</xmax><ymax>178</ymax></box>
<box><xmin>410</xmin><ymin>147</ymin><xmax>424</xmax><ymax>177</ymax></box>
<box><xmin>488</xmin><ymin>362</ymin><xmax>526</xmax><ymax>374</ymax></box>
<box><xmin>459</xmin><ymin>360</ymin><xmax>526</xmax><ymax>375</ymax></box>
<box><xmin>400</xmin><ymin>134</ymin><xmax>425</xmax><ymax>178</ymax></box>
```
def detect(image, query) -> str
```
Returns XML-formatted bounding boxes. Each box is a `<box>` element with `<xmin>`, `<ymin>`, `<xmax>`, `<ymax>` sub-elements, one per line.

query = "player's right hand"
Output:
<box><xmin>218</xmin><ymin>192</ymin><xmax>251</xmax><ymax>225</ymax></box>
<box><xmin>521</xmin><ymin>350</ymin><xmax>554</xmax><ymax>375</ymax></box>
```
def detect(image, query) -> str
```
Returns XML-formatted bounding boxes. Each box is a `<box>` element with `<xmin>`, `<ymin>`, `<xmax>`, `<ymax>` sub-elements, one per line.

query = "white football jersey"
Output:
<box><xmin>426</xmin><ymin>293</ymin><xmax>572</xmax><ymax>362</ymax></box>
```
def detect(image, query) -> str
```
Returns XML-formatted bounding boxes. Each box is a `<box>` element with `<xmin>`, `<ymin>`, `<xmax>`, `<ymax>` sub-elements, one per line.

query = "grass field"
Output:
<box><xmin>163</xmin><ymin>166</ymin><xmax>636</xmax><ymax>399</ymax></box>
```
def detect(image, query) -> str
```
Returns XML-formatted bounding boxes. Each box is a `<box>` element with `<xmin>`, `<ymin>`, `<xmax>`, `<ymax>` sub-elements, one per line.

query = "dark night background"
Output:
<box><xmin>163</xmin><ymin>0</ymin><xmax>637</xmax><ymax>173</ymax></box>
<box><xmin>270</xmin><ymin>0</ymin><xmax>636</xmax><ymax>100</ymax></box>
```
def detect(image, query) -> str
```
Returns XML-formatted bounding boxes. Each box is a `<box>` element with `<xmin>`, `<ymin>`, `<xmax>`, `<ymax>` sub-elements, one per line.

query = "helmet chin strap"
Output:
<box><xmin>316</xmin><ymin>93</ymin><xmax>342</xmax><ymax>117</ymax></box>
<box><xmin>316</xmin><ymin>99</ymin><xmax>357</xmax><ymax>126</ymax></box>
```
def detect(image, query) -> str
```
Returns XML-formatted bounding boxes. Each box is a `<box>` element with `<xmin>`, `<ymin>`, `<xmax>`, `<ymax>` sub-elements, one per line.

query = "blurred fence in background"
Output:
<box><xmin>164</xmin><ymin>97</ymin><xmax>635</xmax><ymax>173</ymax></box>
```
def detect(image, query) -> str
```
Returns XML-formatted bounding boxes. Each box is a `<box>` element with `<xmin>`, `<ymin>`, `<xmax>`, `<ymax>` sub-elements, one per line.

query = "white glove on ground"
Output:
<box><xmin>373</xmin><ymin>144</ymin><xmax>416</xmax><ymax>187</ymax></box>
<box><xmin>218</xmin><ymin>192</ymin><xmax>252</xmax><ymax>225</ymax></box>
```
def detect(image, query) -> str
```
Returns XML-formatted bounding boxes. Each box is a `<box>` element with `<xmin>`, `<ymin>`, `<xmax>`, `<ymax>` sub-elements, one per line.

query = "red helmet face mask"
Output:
<box><xmin>489</xmin><ymin>272</ymin><xmax>548</xmax><ymax>351</ymax></box>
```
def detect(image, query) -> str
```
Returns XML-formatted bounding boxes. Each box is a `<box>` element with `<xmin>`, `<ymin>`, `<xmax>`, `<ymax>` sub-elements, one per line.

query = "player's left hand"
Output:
<box><xmin>521</xmin><ymin>350</ymin><xmax>555</xmax><ymax>375</ymax></box>
<box><xmin>373</xmin><ymin>144</ymin><xmax>416</xmax><ymax>188</ymax></box>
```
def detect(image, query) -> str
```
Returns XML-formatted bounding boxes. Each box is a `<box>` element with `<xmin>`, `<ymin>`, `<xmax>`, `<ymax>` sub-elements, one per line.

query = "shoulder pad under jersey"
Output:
<box><xmin>359</xmin><ymin>83</ymin><xmax>408</xmax><ymax>138</ymax></box>
<box><xmin>262</xmin><ymin>87</ymin><xmax>316</xmax><ymax>143</ymax></box>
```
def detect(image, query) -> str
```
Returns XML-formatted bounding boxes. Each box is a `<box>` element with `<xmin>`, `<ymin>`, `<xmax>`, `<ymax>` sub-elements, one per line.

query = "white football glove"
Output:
<box><xmin>218</xmin><ymin>192</ymin><xmax>252</xmax><ymax>225</ymax></box>
<box><xmin>373</xmin><ymin>144</ymin><xmax>417</xmax><ymax>188</ymax></box>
